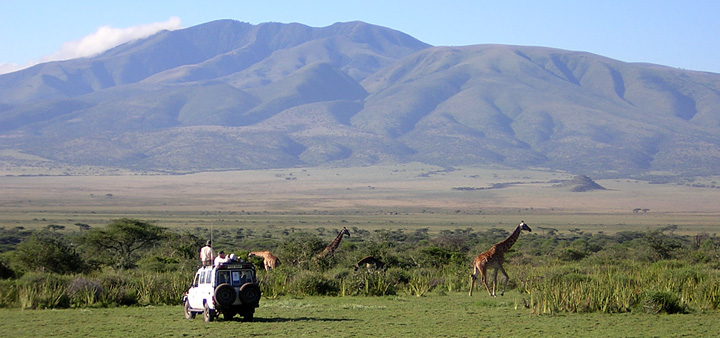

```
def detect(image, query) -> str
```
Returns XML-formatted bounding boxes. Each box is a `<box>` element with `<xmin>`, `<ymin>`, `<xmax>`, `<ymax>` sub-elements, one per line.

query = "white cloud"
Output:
<box><xmin>0</xmin><ymin>17</ymin><xmax>182</xmax><ymax>75</ymax></box>
<box><xmin>0</xmin><ymin>62</ymin><xmax>22</xmax><ymax>75</ymax></box>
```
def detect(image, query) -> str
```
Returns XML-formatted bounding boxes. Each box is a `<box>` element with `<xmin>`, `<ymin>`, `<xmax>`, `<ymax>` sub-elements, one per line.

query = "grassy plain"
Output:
<box><xmin>1</xmin><ymin>292</ymin><xmax>719</xmax><ymax>338</ymax></box>
<box><xmin>2</xmin><ymin>164</ymin><xmax>720</xmax><ymax>336</ymax></box>
<box><xmin>1</xmin><ymin>164</ymin><xmax>719</xmax><ymax>235</ymax></box>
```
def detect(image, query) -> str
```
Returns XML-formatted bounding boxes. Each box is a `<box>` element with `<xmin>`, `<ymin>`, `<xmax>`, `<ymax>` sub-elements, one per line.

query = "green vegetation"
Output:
<box><xmin>1</xmin><ymin>218</ymin><xmax>718</xmax><ymax>316</ymax></box>
<box><xmin>1</xmin><ymin>168</ymin><xmax>719</xmax><ymax>337</ymax></box>
<box><xmin>2</xmin><ymin>294</ymin><xmax>719</xmax><ymax>338</ymax></box>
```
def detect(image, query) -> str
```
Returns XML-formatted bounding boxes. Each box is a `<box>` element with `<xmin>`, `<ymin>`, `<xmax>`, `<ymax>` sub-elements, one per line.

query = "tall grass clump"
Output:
<box><xmin>66</xmin><ymin>276</ymin><xmax>102</xmax><ymax>308</ymax></box>
<box><xmin>0</xmin><ymin>279</ymin><xmax>17</xmax><ymax>307</ymax></box>
<box><xmin>345</xmin><ymin>269</ymin><xmax>393</xmax><ymax>296</ymax></box>
<box><xmin>516</xmin><ymin>260</ymin><xmax>720</xmax><ymax>314</ymax></box>
<box><xmin>133</xmin><ymin>271</ymin><xmax>186</xmax><ymax>305</ymax></box>
<box><xmin>95</xmin><ymin>269</ymin><xmax>137</xmax><ymax>306</ymax></box>
<box><xmin>405</xmin><ymin>268</ymin><xmax>437</xmax><ymax>297</ymax></box>
<box><xmin>256</xmin><ymin>267</ymin><xmax>291</xmax><ymax>298</ymax></box>
<box><xmin>17</xmin><ymin>273</ymin><xmax>69</xmax><ymax>310</ymax></box>
<box><xmin>287</xmin><ymin>270</ymin><xmax>340</xmax><ymax>296</ymax></box>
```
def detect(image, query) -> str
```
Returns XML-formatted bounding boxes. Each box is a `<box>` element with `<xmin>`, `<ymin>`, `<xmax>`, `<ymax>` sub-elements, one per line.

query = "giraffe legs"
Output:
<box><xmin>481</xmin><ymin>266</ymin><xmax>495</xmax><ymax>297</ymax></box>
<box><xmin>498</xmin><ymin>265</ymin><xmax>509</xmax><ymax>296</ymax></box>
<box><xmin>469</xmin><ymin>273</ymin><xmax>476</xmax><ymax>296</ymax></box>
<box><xmin>490</xmin><ymin>268</ymin><xmax>499</xmax><ymax>297</ymax></box>
<box><xmin>470</xmin><ymin>263</ymin><xmax>505</xmax><ymax>297</ymax></box>
<box><xmin>470</xmin><ymin>265</ymin><xmax>492</xmax><ymax>296</ymax></box>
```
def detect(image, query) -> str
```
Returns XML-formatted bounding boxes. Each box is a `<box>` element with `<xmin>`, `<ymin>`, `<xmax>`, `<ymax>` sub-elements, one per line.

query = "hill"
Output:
<box><xmin>1</xmin><ymin>20</ymin><xmax>719</xmax><ymax>178</ymax></box>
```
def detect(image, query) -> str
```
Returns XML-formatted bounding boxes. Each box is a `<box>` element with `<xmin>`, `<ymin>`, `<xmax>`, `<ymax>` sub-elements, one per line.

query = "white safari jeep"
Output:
<box><xmin>182</xmin><ymin>261</ymin><xmax>261</xmax><ymax>322</ymax></box>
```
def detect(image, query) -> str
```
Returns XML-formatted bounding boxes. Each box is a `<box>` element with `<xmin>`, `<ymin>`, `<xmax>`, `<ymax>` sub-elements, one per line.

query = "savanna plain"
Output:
<box><xmin>1</xmin><ymin>164</ymin><xmax>719</xmax><ymax>337</ymax></box>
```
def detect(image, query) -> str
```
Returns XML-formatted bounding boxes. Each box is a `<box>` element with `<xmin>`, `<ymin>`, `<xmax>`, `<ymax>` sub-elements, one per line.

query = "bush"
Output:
<box><xmin>67</xmin><ymin>276</ymin><xmax>102</xmax><ymax>308</ymax></box>
<box><xmin>17</xmin><ymin>273</ymin><xmax>70</xmax><ymax>309</ymax></box>
<box><xmin>557</xmin><ymin>248</ymin><xmax>587</xmax><ymax>261</ymax></box>
<box><xmin>288</xmin><ymin>270</ymin><xmax>339</xmax><ymax>296</ymax></box>
<box><xmin>0</xmin><ymin>279</ymin><xmax>17</xmax><ymax>307</ymax></box>
<box><xmin>643</xmin><ymin>291</ymin><xmax>686</xmax><ymax>314</ymax></box>
<box><xmin>0</xmin><ymin>259</ymin><xmax>15</xmax><ymax>279</ymax></box>
<box><xmin>12</xmin><ymin>233</ymin><xmax>86</xmax><ymax>275</ymax></box>
<box><xmin>96</xmin><ymin>270</ymin><xmax>137</xmax><ymax>306</ymax></box>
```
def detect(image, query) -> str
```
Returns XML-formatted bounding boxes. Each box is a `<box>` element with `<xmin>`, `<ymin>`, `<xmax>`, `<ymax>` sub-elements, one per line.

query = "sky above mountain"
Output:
<box><xmin>1</xmin><ymin>0</ymin><xmax>718</xmax><ymax>75</ymax></box>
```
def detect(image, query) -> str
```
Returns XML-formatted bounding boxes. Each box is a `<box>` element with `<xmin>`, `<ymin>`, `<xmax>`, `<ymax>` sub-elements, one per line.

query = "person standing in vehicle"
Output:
<box><xmin>214</xmin><ymin>251</ymin><xmax>230</xmax><ymax>266</ymax></box>
<box><xmin>200</xmin><ymin>240</ymin><xmax>215</xmax><ymax>266</ymax></box>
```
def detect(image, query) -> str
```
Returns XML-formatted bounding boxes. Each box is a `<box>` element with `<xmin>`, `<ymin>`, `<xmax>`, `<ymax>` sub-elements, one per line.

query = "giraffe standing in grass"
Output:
<box><xmin>317</xmin><ymin>227</ymin><xmax>350</xmax><ymax>258</ymax></box>
<box><xmin>248</xmin><ymin>251</ymin><xmax>281</xmax><ymax>271</ymax></box>
<box><xmin>470</xmin><ymin>221</ymin><xmax>532</xmax><ymax>297</ymax></box>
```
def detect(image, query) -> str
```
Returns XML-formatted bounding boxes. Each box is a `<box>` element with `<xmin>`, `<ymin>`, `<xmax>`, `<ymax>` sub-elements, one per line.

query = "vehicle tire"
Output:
<box><xmin>203</xmin><ymin>303</ymin><xmax>215</xmax><ymax>322</ymax></box>
<box><xmin>214</xmin><ymin>283</ymin><xmax>236</xmax><ymax>307</ymax></box>
<box><xmin>239</xmin><ymin>283</ymin><xmax>261</xmax><ymax>305</ymax></box>
<box><xmin>184</xmin><ymin>299</ymin><xmax>196</xmax><ymax>319</ymax></box>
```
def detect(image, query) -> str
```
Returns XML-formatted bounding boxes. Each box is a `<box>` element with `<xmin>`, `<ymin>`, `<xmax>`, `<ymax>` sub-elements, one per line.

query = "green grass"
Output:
<box><xmin>1</xmin><ymin>293</ymin><xmax>719</xmax><ymax>337</ymax></box>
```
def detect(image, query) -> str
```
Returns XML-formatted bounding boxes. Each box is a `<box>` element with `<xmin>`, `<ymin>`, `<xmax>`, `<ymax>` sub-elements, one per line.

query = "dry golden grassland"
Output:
<box><xmin>1</xmin><ymin>164</ymin><xmax>719</xmax><ymax>235</ymax></box>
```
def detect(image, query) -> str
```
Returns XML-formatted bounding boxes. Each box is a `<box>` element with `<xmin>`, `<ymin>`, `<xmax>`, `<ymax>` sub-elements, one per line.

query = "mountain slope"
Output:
<box><xmin>1</xmin><ymin>20</ymin><xmax>719</xmax><ymax>177</ymax></box>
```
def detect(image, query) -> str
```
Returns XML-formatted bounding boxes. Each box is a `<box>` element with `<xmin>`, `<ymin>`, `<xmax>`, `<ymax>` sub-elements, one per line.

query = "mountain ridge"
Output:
<box><xmin>1</xmin><ymin>20</ymin><xmax>719</xmax><ymax>178</ymax></box>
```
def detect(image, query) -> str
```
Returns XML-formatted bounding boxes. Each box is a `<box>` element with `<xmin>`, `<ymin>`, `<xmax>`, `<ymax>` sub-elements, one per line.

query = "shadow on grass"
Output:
<box><xmin>224</xmin><ymin>317</ymin><xmax>355</xmax><ymax>323</ymax></box>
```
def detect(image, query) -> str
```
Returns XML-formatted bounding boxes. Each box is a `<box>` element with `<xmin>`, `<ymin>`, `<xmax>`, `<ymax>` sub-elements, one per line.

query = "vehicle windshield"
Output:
<box><xmin>216</xmin><ymin>269</ymin><xmax>254</xmax><ymax>286</ymax></box>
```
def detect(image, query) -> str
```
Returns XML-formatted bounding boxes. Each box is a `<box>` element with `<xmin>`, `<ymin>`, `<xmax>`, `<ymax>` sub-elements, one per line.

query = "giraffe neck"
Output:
<box><xmin>327</xmin><ymin>230</ymin><xmax>345</xmax><ymax>251</ymax></box>
<box><xmin>496</xmin><ymin>225</ymin><xmax>522</xmax><ymax>253</ymax></box>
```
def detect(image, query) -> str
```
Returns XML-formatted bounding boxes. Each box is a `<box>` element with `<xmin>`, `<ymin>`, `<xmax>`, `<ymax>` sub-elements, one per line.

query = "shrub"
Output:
<box><xmin>17</xmin><ymin>273</ymin><xmax>70</xmax><ymax>309</ymax></box>
<box><xmin>0</xmin><ymin>279</ymin><xmax>17</xmax><ymax>307</ymax></box>
<box><xmin>96</xmin><ymin>269</ymin><xmax>137</xmax><ymax>306</ymax></box>
<box><xmin>66</xmin><ymin>276</ymin><xmax>102</xmax><ymax>308</ymax></box>
<box><xmin>289</xmin><ymin>270</ymin><xmax>339</xmax><ymax>296</ymax></box>
<box><xmin>643</xmin><ymin>291</ymin><xmax>686</xmax><ymax>314</ymax></box>
<box><xmin>13</xmin><ymin>233</ymin><xmax>86</xmax><ymax>275</ymax></box>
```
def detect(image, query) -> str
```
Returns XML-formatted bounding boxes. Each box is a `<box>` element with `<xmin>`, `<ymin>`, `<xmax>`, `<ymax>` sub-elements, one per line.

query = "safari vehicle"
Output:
<box><xmin>182</xmin><ymin>261</ymin><xmax>261</xmax><ymax>322</ymax></box>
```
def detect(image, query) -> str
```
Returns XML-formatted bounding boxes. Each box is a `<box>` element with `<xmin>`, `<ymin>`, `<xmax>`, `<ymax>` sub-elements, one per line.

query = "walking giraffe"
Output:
<box><xmin>317</xmin><ymin>227</ymin><xmax>350</xmax><ymax>258</ymax></box>
<box><xmin>469</xmin><ymin>220</ymin><xmax>532</xmax><ymax>297</ymax></box>
<box><xmin>248</xmin><ymin>251</ymin><xmax>281</xmax><ymax>271</ymax></box>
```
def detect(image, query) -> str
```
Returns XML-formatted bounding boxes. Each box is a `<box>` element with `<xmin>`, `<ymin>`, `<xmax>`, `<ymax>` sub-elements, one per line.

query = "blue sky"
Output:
<box><xmin>1</xmin><ymin>0</ymin><xmax>718</xmax><ymax>74</ymax></box>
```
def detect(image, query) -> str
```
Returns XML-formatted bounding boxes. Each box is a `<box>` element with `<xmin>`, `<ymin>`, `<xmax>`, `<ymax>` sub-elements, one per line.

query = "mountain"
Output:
<box><xmin>1</xmin><ymin>20</ymin><xmax>719</xmax><ymax>178</ymax></box>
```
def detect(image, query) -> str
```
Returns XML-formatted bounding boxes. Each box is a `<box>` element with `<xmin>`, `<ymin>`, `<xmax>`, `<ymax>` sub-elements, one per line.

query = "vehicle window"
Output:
<box><xmin>193</xmin><ymin>273</ymin><xmax>200</xmax><ymax>287</ymax></box>
<box><xmin>217</xmin><ymin>271</ymin><xmax>230</xmax><ymax>285</ymax></box>
<box><xmin>204</xmin><ymin>271</ymin><xmax>212</xmax><ymax>284</ymax></box>
<box><xmin>231</xmin><ymin>271</ymin><xmax>241</xmax><ymax>286</ymax></box>
<box><xmin>228</xmin><ymin>270</ymin><xmax>254</xmax><ymax>285</ymax></box>
<box><xmin>200</xmin><ymin>271</ymin><xmax>206</xmax><ymax>284</ymax></box>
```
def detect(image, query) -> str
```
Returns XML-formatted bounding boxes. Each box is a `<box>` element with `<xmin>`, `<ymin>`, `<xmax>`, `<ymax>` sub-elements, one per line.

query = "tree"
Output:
<box><xmin>83</xmin><ymin>218</ymin><xmax>166</xmax><ymax>268</ymax></box>
<box><xmin>13</xmin><ymin>232</ymin><xmax>86</xmax><ymax>274</ymax></box>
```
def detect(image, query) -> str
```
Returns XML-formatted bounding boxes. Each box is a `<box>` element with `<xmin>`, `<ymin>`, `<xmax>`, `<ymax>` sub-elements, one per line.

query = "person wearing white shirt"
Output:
<box><xmin>200</xmin><ymin>240</ymin><xmax>215</xmax><ymax>266</ymax></box>
<box><xmin>214</xmin><ymin>250</ymin><xmax>230</xmax><ymax>266</ymax></box>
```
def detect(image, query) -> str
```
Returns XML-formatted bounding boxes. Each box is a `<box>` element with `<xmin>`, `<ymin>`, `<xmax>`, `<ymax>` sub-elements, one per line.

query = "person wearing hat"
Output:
<box><xmin>214</xmin><ymin>250</ymin><xmax>230</xmax><ymax>266</ymax></box>
<box><xmin>200</xmin><ymin>240</ymin><xmax>215</xmax><ymax>266</ymax></box>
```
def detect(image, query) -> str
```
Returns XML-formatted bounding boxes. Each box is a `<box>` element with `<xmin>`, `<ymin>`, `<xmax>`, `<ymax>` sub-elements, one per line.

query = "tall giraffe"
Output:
<box><xmin>317</xmin><ymin>227</ymin><xmax>350</xmax><ymax>258</ymax></box>
<box><xmin>248</xmin><ymin>251</ymin><xmax>281</xmax><ymax>271</ymax></box>
<box><xmin>469</xmin><ymin>220</ymin><xmax>532</xmax><ymax>297</ymax></box>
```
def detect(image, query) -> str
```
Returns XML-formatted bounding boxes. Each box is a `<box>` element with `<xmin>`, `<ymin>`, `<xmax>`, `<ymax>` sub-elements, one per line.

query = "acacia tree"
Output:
<box><xmin>83</xmin><ymin>218</ymin><xmax>166</xmax><ymax>268</ymax></box>
<box><xmin>13</xmin><ymin>232</ymin><xmax>85</xmax><ymax>274</ymax></box>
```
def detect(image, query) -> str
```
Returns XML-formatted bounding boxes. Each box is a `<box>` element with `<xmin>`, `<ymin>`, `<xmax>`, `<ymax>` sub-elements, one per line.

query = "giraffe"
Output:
<box><xmin>317</xmin><ymin>227</ymin><xmax>350</xmax><ymax>258</ymax></box>
<box><xmin>248</xmin><ymin>251</ymin><xmax>281</xmax><ymax>271</ymax></box>
<box><xmin>354</xmin><ymin>256</ymin><xmax>385</xmax><ymax>271</ymax></box>
<box><xmin>469</xmin><ymin>220</ymin><xmax>532</xmax><ymax>297</ymax></box>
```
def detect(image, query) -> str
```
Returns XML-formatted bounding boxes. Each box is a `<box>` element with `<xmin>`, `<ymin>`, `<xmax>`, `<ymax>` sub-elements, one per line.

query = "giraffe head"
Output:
<box><xmin>341</xmin><ymin>227</ymin><xmax>350</xmax><ymax>237</ymax></box>
<box><xmin>519</xmin><ymin>220</ymin><xmax>532</xmax><ymax>232</ymax></box>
